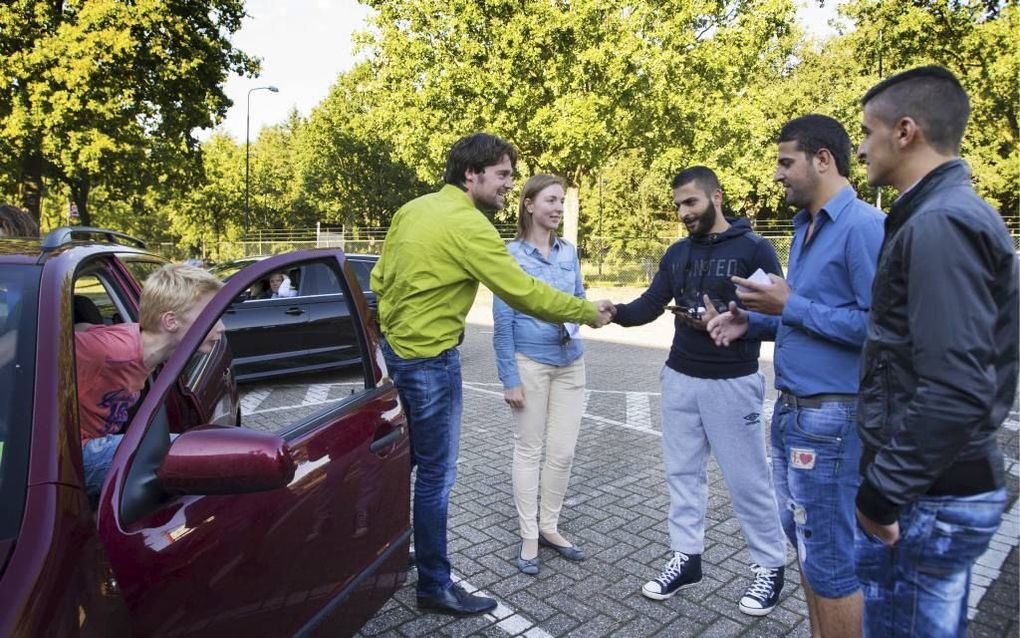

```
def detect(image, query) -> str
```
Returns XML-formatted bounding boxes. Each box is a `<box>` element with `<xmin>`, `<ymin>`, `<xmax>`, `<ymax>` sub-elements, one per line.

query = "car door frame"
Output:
<box><xmin>95</xmin><ymin>250</ymin><xmax>409</xmax><ymax>636</ymax></box>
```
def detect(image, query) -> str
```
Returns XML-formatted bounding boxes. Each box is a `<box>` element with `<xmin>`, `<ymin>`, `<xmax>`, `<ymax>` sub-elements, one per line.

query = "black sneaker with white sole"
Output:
<box><xmin>641</xmin><ymin>552</ymin><xmax>702</xmax><ymax>600</ymax></box>
<box><xmin>739</xmin><ymin>563</ymin><xmax>784</xmax><ymax>616</ymax></box>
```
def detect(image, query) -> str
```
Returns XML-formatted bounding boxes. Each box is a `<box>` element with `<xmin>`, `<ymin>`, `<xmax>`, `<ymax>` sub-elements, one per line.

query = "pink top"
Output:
<box><xmin>76</xmin><ymin>323</ymin><xmax>151</xmax><ymax>444</ymax></box>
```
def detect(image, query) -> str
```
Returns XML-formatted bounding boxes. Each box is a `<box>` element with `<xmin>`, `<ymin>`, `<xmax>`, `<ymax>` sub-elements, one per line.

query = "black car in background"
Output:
<box><xmin>211</xmin><ymin>254</ymin><xmax>378</xmax><ymax>382</ymax></box>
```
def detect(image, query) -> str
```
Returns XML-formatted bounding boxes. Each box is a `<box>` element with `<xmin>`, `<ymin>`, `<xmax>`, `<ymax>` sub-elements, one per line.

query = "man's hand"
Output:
<box><xmin>731</xmin><ymin>273</ymin><xmax>790</xmax><ymax>316</ymax></box>
<box><xmin>596</xmin><ymin>299</ymin><xmax>616</xmax><ymax>317</ymax></box>
<box><xmin>588</xmin><ymin>300</ymin><xmax>615</xmax><ymax>328</ymax></box>
<box><xmin>504</xmin><ymin>386</ymin><xmax>525</xmax><ymax>409</ymax></box>
<box><xmin>706</xmin><ymin>301</ymin><xmax>749</xmax><ymax>347</ymax></box>
<box><xmin>856</xmin><ymin>508</ymin><xmax>900</xmax><ymax>547</ymax></box>
<box><xmin>672</xmin><ymin>294</ymin><xmax>714</xmax><ymax>332</ymax></box>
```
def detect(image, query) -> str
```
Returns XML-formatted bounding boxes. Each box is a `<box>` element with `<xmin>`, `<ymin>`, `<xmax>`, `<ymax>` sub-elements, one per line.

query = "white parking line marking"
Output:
<box><xmin>968</xmin><ymin>495</ymin><xmax>1020</xmax><ymax>619</ymax></box>
<box><xmin>626</xmin><ymin>391</ymin><xmax>652</xmax><ymax>431</ymax></box>
<box><xmin>240</xmin><ymin>389</ymin><xmax>271</xmax><ymax>415</ymax></box>
<box><xmin>247</xmin><ymin>399</ymin><xmax>337</xmax><ymax>416</ymax></box>
<box><xmin>453</xmin><ymin>575</ymin><xmax>553</xmax><ymax>638</ymax></box>
<box><xmin>303</xmin><ymin>383</ymin><xmax>330</xmax><ymax>405</ymax></box>
<box><xmin>463</xmin><ymin>383</ymin><xmax>661</xmax><ymax>438</ymax></box>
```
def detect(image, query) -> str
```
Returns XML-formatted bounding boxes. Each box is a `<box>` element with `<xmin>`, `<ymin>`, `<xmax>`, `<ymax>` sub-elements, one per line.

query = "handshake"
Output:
<box><xmin>587</xmin><ymin>300</ymin><xmax>617</xmax><ymax>328</ymax></box>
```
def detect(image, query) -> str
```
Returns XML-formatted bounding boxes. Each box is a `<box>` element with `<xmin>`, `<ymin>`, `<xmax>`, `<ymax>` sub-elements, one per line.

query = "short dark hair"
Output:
<box><xmin>442</xmin><ymin>133</ymin><xmax>518</xmax><ymax>187</ymax></box>
<box><xmin>861</xmin><ymin>65</ymin><xmax>969</xmax><ymax>154</ymax></box>
<box><xmin>0</xmin><ymin>204</ymin><xmax>39</xmax><ymax>237</ymax></box>
<box><xmin>777</xmin><ymin>114</ymin><xmax>852</xmax><ymax>177</ymax></box>
<box><xmin>671</xmin><ymin>166</ymin><xmax>721</xmax><ymax>197</ymax></box>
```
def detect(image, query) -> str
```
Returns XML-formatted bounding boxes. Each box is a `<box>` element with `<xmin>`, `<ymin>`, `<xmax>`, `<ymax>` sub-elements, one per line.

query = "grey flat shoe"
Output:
<box><xmin>539</xmin><ymin>534</ymin><xmax>586</xmax><ymax>561</ymax></box>
<box><xmin>517</xmin><ymin>543</ymin><xmax>540</xmax><ymax>575</ymax></box>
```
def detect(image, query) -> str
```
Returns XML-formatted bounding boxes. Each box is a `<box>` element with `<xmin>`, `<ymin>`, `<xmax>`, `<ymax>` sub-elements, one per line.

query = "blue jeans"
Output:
<box><xmin>381</xmin><ymin>339</ymin><xmax>462</xmax><ymax>597</ymax></box>
<box><xmin>855</xmin><ymin>487</ymin><xmax>1007</xmax><ymax>637</ymax></box>
<box><xmin>82</xmin><ymin>433</ymin><xmax>125</xmax><ymax>499</ymax></box>
<box><xmin>82</xmin><ymin>432</ymin><xmax>178</xmax><ymax>501</ymax></box>
<box><xmin>771</xmin><ymin>399</ymin><xmax>862</xmax><ymax>598</ymax></box>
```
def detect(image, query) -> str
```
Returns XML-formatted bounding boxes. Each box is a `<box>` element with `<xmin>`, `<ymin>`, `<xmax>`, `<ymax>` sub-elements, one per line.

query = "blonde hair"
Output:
<box><xmin>516</xmin><ymin>174</ymin><xmax>566</xmax><ymax>240</ymax></box>
<box><xmin>139</xmin><ymin>263</ymin><xmax>223</xmax><ymax>332</ymax></box>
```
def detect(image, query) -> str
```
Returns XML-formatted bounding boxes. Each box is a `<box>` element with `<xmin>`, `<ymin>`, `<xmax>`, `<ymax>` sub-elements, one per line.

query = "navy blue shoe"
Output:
<box><xmin>539</xmin><ymin>534</ymin><xmax>585</xmax><ymax>561</ymax></box>
<box><xmin>417</xmin><ymin>584</ymin><xmax>496</xmax><ymax>616</ymax></box>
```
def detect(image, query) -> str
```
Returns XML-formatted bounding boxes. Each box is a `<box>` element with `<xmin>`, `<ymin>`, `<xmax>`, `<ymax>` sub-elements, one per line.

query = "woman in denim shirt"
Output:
<box><xmin>493</xmin><ymin>174</ymin><xmax>587</xmax><ymax>575</ymax></box>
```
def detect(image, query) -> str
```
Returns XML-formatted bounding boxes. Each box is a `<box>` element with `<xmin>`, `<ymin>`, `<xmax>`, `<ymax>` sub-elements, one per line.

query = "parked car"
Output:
<box><xmin>0</xmin><ymin>231</ymin><xmax>409</xmax><ymax>637</ymax></box>
<box><xmin>210</xmin><ymin>254</ymin><xmax>378</xmax><ymax>382</ymax></box>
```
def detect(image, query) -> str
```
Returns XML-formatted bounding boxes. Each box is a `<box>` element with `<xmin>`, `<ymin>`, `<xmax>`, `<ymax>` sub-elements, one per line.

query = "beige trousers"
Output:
<box><xmin>511</xmin><ymin>353</ymin><xmax>586</xmax><ymax>540</ymax></box>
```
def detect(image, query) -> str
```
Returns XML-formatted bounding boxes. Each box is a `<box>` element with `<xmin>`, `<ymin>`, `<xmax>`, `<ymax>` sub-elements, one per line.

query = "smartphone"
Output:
<box><xmin>667</xmin><ymin>305</ymin><xmax>704</xmax><ymax>318</ymax></box>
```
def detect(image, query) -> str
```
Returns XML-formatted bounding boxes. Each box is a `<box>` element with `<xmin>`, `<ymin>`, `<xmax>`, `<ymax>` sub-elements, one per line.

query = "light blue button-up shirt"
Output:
<box><xmin>493</xmin><ymin>237</ymin><xmax>585</xmax><ymax>389</ymax></box>
<box><xmin>746</xmin><ymin>186</ymin><xmax>885</xmax><ymax>396</ymax></box>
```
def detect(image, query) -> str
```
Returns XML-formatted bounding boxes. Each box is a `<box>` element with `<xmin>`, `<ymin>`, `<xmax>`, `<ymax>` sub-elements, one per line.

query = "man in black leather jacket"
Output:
<box><xmin>854</xmin><ymin>65</ymin><xmax>1018</xmax><ymax>637</ymax></box>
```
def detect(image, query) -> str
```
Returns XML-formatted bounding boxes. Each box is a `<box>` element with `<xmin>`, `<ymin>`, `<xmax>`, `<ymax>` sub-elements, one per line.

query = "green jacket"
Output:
<box><xmin>371</xmin><ymin>184</ymin><xmax>598</xmax><ymax>359</ymax></box>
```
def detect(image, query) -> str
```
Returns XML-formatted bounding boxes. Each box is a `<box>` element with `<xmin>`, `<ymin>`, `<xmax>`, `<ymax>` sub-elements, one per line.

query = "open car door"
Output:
<box><xmin>94</xmin><ymin>251</ymin><xmax>410</xmax><ymax>637</ymax></box>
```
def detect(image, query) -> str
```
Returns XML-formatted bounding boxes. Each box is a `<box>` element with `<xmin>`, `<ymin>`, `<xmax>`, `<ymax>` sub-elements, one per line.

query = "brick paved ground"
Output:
<box><xmin>348</xmin><ymin>302</ymin><xmax>1020</xmax><ymax>637</ymax></box>
<box><xmin>242</xmin><ymin>289</ymin><xmax>1018</xmax><ymax>637</ymax></box>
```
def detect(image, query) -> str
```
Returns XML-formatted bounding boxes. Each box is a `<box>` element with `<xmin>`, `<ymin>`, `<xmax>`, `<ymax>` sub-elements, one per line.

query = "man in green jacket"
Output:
<box><xmin>372</xmin><ymin>133</ymin><xmax>612</xmax><ymax>615</ymax></box>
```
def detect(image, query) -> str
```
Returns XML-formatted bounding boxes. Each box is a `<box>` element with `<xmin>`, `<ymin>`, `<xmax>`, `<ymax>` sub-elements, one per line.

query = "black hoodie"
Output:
<box><xmin>614</xmin><ymin>218</ymin><xmax>782</xmax><ymax>379</ymax></box>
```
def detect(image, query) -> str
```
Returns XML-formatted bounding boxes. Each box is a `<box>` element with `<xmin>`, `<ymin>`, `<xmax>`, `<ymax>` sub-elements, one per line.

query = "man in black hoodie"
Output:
<box><xmin>613</xmin><ymin>166</ymin><xmax>787</xmax><ymax>616</ymax></box>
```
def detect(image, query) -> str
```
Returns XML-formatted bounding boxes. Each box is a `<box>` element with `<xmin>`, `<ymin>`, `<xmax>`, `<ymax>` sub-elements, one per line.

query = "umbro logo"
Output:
<box><xmin>743</xmin><ymin>412</ymin><xmax>760</xmax><ymax>424</ymax></box>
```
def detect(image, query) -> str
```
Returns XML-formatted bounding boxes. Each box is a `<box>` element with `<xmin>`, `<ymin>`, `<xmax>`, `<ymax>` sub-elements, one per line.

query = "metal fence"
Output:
<box><xmin>157</xmin><ymin>223</ymin><xmax>1018</xmax><ymax>289</ymax></box>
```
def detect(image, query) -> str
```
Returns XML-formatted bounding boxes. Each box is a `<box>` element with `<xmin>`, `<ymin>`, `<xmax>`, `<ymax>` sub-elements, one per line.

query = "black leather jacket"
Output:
<box><xmin>856</xmin><ymin>160</ymin><xmax>1019</xmax><ymax>524</ymax></box>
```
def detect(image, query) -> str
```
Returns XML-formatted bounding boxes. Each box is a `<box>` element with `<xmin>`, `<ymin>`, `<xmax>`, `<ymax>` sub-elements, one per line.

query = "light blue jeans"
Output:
<box><xmin>855</xmin><ymin>487</ymin><xmax>1007</xmax><ymax>637</ymax></box>
<box><xmin>771</xmin><ymin>399</ymin><xmax>862</xmax><ymax>598</ymax></box>
<box><xmin>83</xmin><ymin>432</ymin><xmax>179</xmax><ymax>501</ymax></box>
<box><xmin>82</xmin><ymin>433</ymin><xmax>125</xmax><ymax>499</ymax></box>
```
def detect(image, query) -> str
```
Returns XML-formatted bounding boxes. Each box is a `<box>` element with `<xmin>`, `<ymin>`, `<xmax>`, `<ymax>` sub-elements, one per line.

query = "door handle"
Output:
<box><xmin>369</xmin><ymin>426</ymin><xmax>404</xmax><ymax>454</ymax></box>
<box><xmin>284</xmin><ymin>307</ymin><xmax>305</xmax><ymax>316</ymax></box>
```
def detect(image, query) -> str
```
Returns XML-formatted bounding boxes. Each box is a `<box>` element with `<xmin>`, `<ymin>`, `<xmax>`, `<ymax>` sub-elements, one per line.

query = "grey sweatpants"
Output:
<box><xmin>660</xmin><ymin>367</ymin><xmax>787</xmax><ymax>568</ymax></box>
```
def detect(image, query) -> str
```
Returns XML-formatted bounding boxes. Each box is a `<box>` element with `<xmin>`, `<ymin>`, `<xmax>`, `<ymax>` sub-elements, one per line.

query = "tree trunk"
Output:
<box><xmin>70</xmin><ymin>177</ymin><xmax>91</xmax><ymax>227</ymax></box>
<box><xmin>563</xmin><ymin>184</ymin><xmax>580</xmax><ymax>246</ymax></box>
<box><xmin>19</xmin><ymin>148</ymin><xmax>44</xmax><ymax>225</ymax></box>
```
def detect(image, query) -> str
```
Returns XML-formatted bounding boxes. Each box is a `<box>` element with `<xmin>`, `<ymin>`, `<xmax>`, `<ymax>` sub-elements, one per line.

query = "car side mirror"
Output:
<box><xmin>157</xmin><ymin>425</ymin><xmax>296</xmax><ymax>495</ymax></box>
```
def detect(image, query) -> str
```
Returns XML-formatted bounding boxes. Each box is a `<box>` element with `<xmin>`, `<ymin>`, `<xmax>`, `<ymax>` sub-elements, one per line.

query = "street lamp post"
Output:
<box><xmin>245</xmin><ymin>85</ymin><xmax>279</xmax><ymax>235</ymax></box>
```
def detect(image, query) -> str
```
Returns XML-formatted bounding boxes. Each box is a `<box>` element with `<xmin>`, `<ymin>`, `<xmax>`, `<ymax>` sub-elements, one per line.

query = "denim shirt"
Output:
<box><xmin>746</xmin><ymin>186</ymin><xmax>884</xmax><ymax>396</ymax></box>
<box><xmin>493</xmin><ymin>237</ymin><xmax>585</xmax><ymax>389</ymax></box>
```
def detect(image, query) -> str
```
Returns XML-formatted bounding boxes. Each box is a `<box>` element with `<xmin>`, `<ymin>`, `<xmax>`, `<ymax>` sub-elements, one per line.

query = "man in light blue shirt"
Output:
<box><xmin>707</xmin><ymin>114</ymin><xmax>884</xmax><ymax>638</ymax></box>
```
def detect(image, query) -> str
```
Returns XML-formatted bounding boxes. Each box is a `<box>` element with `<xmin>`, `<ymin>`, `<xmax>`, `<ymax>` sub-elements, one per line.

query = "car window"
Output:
<box><xmin>348</xmin><ymin>260</ymin><xmax>375</xmax><ymax>293</ymax></box>
<box><xmin>221</xmin><ymin>258</ymin><xmax>372</xmax><ymax>436</ymax></box>
<box><xmin>298</xmin><ymin>262</ymin><xmax>341</xmax><ymax>296</ymax></box>
<box><xmin>0</xmin><ymin>266</ymin><xmax>38</xmax><ymax>542</ymax></box>
<box><xmin>121</xmin><ymin>259</ymin><xmax>165</xmax><ymax>289</ymax></box>
<box><xmin>73</xmin><ymin>274</ymin><xmax>127</xmax><ymax>325</ymax></box>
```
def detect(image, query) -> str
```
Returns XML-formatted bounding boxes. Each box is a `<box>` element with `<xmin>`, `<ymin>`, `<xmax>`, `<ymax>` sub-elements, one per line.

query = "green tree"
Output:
<box><xmin>298</xmin><ymin>65</ymin><xmax>430</xmax><ymax>227</ymax></box>
<box><xmin>355</xmin><ymin>0</ymin><xmax>801</xmax><ymax>239</ymax></box>
<box><xmin>164</xmin><ymin>133</ymin><xmax>245</xmax><ymax>260</ymax></box>
<box><xmin>249</xmin><ymin>109</ymin><xmax>318</xmax><ymax>230</ymax></box>
<box><xmin>0</xmin><ymin>0</ymin><xmax>257</xmax><ymax>225</ymax></box>
<box><xmin>836</xmin><ymin>0</ymin><xmax>1018</xmax><ymax>215</ymax></box>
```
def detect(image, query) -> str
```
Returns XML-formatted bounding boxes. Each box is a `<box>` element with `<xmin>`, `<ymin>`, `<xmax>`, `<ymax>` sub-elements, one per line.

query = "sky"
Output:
<box><xmin>211</xmin><ymin>0</ymin><xmax>844</xmax><ymax>142</ymax></box>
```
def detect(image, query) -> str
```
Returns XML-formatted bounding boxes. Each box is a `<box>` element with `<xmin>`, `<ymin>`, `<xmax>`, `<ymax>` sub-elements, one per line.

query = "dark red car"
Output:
<box><xmin>0</xmin><ymin>230</ymin><xmax>410</xmax><ymax>636</ymax></box>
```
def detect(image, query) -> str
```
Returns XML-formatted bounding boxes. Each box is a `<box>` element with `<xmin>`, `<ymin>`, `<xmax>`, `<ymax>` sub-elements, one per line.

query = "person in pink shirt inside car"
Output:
<box><xmin>78</xmin><ymin>263</ymin><xmax>225</xmax><ymax>499</ymax></box>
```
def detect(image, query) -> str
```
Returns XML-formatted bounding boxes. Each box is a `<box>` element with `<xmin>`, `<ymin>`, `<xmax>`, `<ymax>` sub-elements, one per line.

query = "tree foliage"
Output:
<box><xmin>0</xmin><ymin>0</ymin><xmax>257</xmax><ymax>224</ymax></box>
<box><xmin>2</xmin><ymin>0</ymin><xmax>1015</xmax><ymax>254</ymax></box>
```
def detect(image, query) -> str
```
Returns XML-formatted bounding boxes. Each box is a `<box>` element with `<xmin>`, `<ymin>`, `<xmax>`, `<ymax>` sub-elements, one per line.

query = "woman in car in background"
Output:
<box><xmin>493</xmin><ymin>174</ymin><xmax>588</xmax><ymax>575</ymax></box>
<box><xmin>260</xmin><ymin>271</ymin><xmax>298</xmax><ymax>299</ymax></box>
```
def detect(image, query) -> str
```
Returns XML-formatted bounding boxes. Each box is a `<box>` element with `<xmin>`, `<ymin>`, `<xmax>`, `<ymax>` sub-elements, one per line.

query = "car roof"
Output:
<box><xmin>0</xmin><ymin>233</ymin><xmax>153</xmax><ymax>267</ymax></box>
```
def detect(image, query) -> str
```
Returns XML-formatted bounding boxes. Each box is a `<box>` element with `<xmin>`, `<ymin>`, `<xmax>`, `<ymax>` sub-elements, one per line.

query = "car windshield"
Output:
<box><xmin>0</xmin><ymin>266</ymin><xmax>38</xmax><ymax>541</ymax></box>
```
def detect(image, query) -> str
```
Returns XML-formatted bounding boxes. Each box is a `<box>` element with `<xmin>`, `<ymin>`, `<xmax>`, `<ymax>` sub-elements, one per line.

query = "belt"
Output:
<box><xmin>778</xmin><ymin>392</ymin><xmax>857</xmax><ymax>409</ymax></box>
